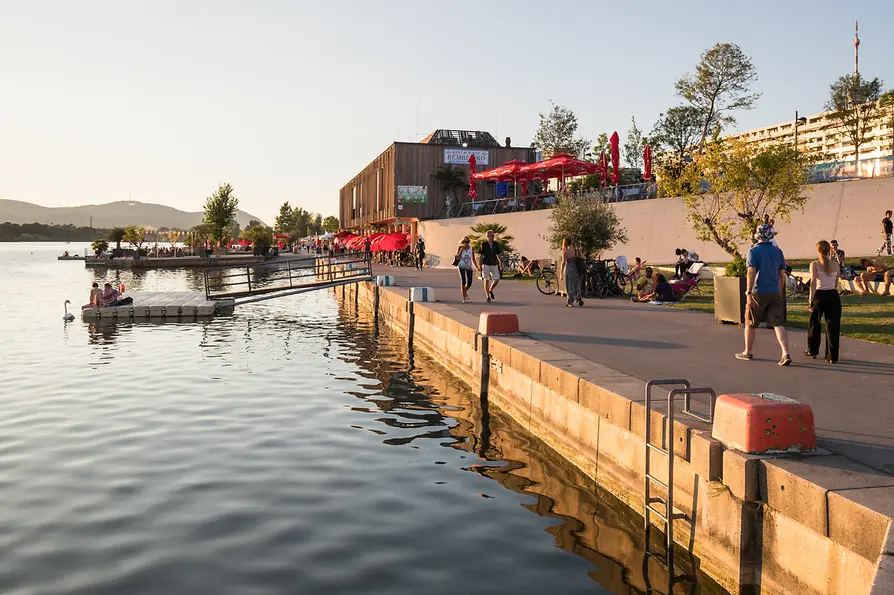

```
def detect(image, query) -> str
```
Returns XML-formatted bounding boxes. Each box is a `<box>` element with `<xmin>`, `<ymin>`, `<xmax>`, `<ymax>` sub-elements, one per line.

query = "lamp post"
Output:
<box><xmin>794</xmin><ymin>111</ymin><xmax>808</xmax><ymax>150</ymax></box>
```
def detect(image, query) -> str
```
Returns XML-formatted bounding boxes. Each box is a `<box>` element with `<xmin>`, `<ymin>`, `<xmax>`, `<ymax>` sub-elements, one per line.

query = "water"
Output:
<box><xmin>0</xmin><ymin>243</ymin><xmax>728</xmax><ymax>595</ymax></box>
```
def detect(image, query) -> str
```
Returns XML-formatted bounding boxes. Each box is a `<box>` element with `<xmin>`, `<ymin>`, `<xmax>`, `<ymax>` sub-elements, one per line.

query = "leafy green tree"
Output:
<box><xmin>882</xmin><ymin>90</ymin><xmax>894</xmax><ymax>157</ymax></box>
<box><xmin>659</xmin><ymin>139</ymin><xmax>812</xmax><ymax>257</ymax></box>
<box><xmin>275</xmin><ymin>202</ymin><xmax>296</xmax><ymax>233</ymax></box>
<box><xmin>623</xmin><ymin>117</ymin><xmax>647</xmax><ymax>170</ymax></box>
<box><xmin>548</xmin><ymin>192</ymin><xmax>627</xmax><ymax>260</ymax></box>
<box><xmin>203</xmin><ymin>183</ymin><xmax>239</xmax><ymax>245</ymax></box>
<box><xmin>123</xmin><ymin>225</ymin><xmax>148</xmax><ymax>253</ymax></box>
<box><xmin>593</xmin><ymin>133</ymin><xmax>611</xmax><ymax>159</ymax></box>
<box><xmin>825</xmin><ymin>73</ymin><xmax>885</xmax><ymax>163</ymax></box>
<box><xmin>108</xmin><ymin>227</ymin><xmax>126</xmax><ymax>250</ymax></box>
<box><xmin>434</xmin><ymin>165</ymin><xmax>469</xmax><ymax>202</ymax></box>
<box><xmin>241</xmin><ymin>225</ymin><xmax>273</xmax><ymax>249</ymax></box>
<box><xmin>651</xmin><ymin>106</ymin><xmax>703</xmax><ymax>161</ymax></box>
<box><xmin>468</xmin><ymin>222</ymin><xmax>514</xmax><ymax>253</ymax></box>
<box><xmin>311</xmin><ymin>213</ymin><xmax>323</xmax><ymax>235</ymax></box>
<box><xmin>675</xmin><ymin>42</ymin><xmax>760</xmax><ymax>147</ymax></box>
<box><xmin>91</xmin><ymin>239</ymin><xmax>109</xmax><ymax>254</ymax></box>
<box><xmin>323</xmin><ymin>215</ymin><xmax>340</xmax><ymax>233</ymax></box>
<box><xmin>185</xmin><ymin>224</ymin><xmax>212</xmax><ymax>252</ymax></box>
<box><xmin>245</xmin><ymin>219</ymin><xmax>262</xmax><ymax>230</ymax></box>
<box><xmin>533</xmin><ymin>101</ymin><xmax>590</xmax><ymax>158</ymax></box>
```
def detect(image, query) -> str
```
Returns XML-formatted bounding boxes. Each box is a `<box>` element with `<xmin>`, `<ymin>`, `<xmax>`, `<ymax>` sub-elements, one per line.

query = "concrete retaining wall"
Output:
<box><xmin>417</xmin><ymin>177</ymin><xmax>894</xmax><ymax>267</ymax></box>
<box><xmin>336</xmin><ymin>280</ymin><xmax>894</xmax><ymax>595</ymax></box>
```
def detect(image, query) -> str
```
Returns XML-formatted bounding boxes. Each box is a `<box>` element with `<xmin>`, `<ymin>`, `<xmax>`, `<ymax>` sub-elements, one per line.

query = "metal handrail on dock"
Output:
<box><xmin>203</xmin><ymin>252</ymin><xmax>374</xmax><ymax>305</ymax></box>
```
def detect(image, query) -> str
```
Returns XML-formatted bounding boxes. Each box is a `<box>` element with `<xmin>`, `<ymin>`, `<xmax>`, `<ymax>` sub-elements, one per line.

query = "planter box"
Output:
<box><xmin>714</xmin><ymin>276</ymin><xmax>747</xmax><ymax>325</ymax></box>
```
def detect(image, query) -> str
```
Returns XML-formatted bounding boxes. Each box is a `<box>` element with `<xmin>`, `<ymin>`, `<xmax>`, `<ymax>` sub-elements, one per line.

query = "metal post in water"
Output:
<box><xmin>407</xmin><ymin>301</ymin><xmax>415</xmax><ymax>350</ymax></box>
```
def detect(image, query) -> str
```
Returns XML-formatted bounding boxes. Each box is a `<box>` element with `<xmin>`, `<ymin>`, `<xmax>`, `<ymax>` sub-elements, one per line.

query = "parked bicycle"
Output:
<box><xmin>583</xmin><ymin>259</ymin><xmax>625</xmax><ymax>299</ymax></box>
<box><xmin>536</xmin><ymin>263</ymin><xmax>558</xmax><ymax>295</ymax></box>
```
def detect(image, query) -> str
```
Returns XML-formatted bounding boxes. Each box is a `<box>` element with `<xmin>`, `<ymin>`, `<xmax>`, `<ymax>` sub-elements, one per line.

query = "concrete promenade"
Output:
<box><xmin>377</xmin><ymin>266</ymin><xmax>894</xmax><ymax>476</ymax></box>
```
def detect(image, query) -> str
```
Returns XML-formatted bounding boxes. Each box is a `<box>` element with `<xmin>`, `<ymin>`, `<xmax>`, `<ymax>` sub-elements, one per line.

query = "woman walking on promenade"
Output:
<box><xmin>806</xmin><ymin>240</ymin><xmax>842</xmax><ymax>363</ymax></box>
<box><xmin>455</xmin><ymin>237</ymin><xmax>477</xmax><ymax>303</ymax></box>
<box><xmin>561</xmin><ymin>238</ymin><xmax>584</xmax><ymax>307</ymax></box>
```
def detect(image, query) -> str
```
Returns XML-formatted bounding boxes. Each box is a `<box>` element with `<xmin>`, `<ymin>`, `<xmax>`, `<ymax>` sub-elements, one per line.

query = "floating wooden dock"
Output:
<box><xmin>81</xmin><ymin>291</ymin><xmax>234</xmax><ymax>320</ymax></box>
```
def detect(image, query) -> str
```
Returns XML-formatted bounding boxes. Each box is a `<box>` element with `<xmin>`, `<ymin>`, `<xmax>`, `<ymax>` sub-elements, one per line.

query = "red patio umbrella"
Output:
<box><xmin>643</xmin><ymin>144</ymin><xmax>653</xmax><ymax>181</ymax></box>
<box><xmin>610</xmin><ymin>132</ymin><xmax>620</xmax><ymax>185</ymax></box>
<box><xmin>472</xmin><ymin>160</ymin><xmax>530</xmax><ymax>182</ymax></box>
<box><xmin>372</xmin><ymin>234</ymin><xmax>409</xmax><ymax>252</ymax></box>
<box><xmin>273</xmin><ymin>232</ymin><xmax>291</xmax><ymax>240</ymax></box>
<box><xmin>521</xmin><ymin>153</ymin><xmax>605</xmax><ymax>182</ymax></box>
<box><xmin>599</xmin><ymin>151</ymin><xmax>608</xmax><ymax>187</ymax></box>
<box><xmin>468</xmin><ymin>154</ymin><xmax>478</xmax><ymax>200</ymax></box>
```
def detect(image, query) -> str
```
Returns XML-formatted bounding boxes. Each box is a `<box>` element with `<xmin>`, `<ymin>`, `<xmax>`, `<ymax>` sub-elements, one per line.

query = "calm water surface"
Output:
<box><xmin>0</xmin><ymin>243</ymin><xmax>728</xmax><ymax>595</ymax></box>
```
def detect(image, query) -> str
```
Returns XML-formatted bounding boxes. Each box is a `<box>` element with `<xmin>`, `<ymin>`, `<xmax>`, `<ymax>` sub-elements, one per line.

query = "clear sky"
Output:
<box><xmin>1</xmin><ymin>0</ymin><xmax>892</xmax><ymax>223</ymax></box>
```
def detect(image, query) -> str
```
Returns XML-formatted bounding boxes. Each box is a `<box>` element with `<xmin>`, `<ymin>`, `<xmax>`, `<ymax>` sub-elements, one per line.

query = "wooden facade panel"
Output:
<box><xmin>340</xmin><ymin>142</ymin><xmax>535</xmax><ymax>229</ymax></box>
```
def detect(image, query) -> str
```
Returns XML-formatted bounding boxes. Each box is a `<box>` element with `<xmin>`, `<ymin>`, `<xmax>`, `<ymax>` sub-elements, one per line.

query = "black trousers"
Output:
<box><xmin>807</xmin><ymin>290</ymin><xmax>841</xmax><ymax>362</ymax></box>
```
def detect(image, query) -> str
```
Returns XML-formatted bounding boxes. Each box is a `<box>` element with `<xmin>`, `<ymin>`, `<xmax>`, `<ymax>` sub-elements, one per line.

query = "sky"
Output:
<box><xmin>1</xmin><ymin>0</ymin><xmax>892</xmax><ymax>224</ymax></box>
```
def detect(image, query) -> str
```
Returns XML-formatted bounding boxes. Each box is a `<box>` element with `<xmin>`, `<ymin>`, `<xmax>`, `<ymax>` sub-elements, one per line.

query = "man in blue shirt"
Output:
<box><xmin>736</xmin><ymin>224</ymin><xmax>791</xmax><ymax>366</ymax></box>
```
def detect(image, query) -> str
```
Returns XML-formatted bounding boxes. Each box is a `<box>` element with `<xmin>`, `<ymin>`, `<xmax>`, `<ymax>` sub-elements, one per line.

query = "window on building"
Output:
<box><xmin>352</xmin><ymin>186</ymin><xmax>357</xmax><ymax>219</ymax></box>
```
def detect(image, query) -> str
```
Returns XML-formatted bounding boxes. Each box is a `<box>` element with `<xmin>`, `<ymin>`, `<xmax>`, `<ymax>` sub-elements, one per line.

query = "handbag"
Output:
<box><xmin>573</xmin><ymin>249</ymin><xmax>586</xmax><ymax>274</ymax></box>
<box><xmin>452</xmin><ymin>255</ymin><xmax>461</xmax><ymax>267</ymax></box>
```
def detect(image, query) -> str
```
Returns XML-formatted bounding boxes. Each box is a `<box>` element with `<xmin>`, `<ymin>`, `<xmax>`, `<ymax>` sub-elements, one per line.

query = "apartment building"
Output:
<box><xmin>728</xmin><ymin>105</ymin><xmax>894</xmax><ymax>162</ymax></box>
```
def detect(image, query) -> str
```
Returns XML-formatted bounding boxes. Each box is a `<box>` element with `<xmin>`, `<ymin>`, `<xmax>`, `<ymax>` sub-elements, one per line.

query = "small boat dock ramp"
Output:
<box><xmin>80</xmin><ymin>254</ymin><xmax>374</xmax><ymax>320</ymax></box>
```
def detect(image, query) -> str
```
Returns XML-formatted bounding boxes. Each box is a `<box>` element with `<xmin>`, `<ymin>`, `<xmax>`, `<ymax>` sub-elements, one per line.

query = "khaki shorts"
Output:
<box><xmin>746</xmin><ymin>292</ymin><xmax>785</xmax><ymax>328</ymax></box>
<box><xmin>482</xmin><ymin>264</ymin><xmax>501</xmax><ymax>280</ymax></box>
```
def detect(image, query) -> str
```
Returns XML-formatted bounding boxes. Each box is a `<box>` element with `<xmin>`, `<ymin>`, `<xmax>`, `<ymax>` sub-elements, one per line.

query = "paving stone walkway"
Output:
<box><xmin>378</xmin><ymin>266</ymin><xmax>894</xmax><ymax>475</ymax></box>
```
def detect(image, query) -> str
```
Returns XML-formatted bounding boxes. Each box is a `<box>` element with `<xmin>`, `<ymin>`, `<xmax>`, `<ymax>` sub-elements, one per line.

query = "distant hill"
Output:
<box><xmin>0</xmin><ymin>199</ymin><xmax>266</xmax><ymax>230</ymax></box>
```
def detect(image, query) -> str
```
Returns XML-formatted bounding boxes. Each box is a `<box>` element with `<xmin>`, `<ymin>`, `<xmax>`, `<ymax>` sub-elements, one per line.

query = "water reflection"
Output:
<box><xmin>332</xmin><ymin>296</ymin><xmax>729</xmax><ymax>595</ymax></box>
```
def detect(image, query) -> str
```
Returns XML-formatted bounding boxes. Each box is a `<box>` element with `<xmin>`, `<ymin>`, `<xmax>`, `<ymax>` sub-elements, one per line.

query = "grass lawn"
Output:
<box><xmin>671</xmin><ymin>281</ymin><xmax>894</xmax><ymax>346</ymax></box>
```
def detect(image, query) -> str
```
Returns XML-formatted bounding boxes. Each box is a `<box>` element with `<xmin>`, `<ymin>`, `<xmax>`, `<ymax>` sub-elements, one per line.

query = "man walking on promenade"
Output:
<box><xmin>736</xmin><ymin>224</ymin><xmax>791</xmax><ymax>366</ymax></box>
<box><xmin>879</xmin><ymin>210</ymin><xmax>893</xmax><ymax>256</ymax></box>
<box><xmin>479</xmin><ymin>230</ymin><xmax>503</xmax><ymax>302</ymax></box>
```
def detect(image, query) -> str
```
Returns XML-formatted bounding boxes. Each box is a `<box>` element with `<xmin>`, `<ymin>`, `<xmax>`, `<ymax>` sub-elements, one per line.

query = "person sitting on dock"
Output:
<box><xmin>82</xmin><ymin>282</ymin><xmax>104</xmax><ymax>309</ymax></box>
<box><xmin>101</xmin><ymin>283</ymin><xmax>121</xmax><ymax>306</ymax></box>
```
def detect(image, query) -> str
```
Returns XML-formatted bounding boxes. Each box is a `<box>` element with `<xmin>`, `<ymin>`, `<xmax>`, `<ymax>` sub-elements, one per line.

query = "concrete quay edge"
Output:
<box><xmin>337</xmin><ymin>280</ymin><xmax>893</xmax><ymax>595</ymax></box>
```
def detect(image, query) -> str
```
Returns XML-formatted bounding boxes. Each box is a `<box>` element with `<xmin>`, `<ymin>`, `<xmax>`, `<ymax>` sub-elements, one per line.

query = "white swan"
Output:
<box><xmin>63</xmin><ymin>300</ymin><xmax>75</xmax><ymax>321</ymax></box>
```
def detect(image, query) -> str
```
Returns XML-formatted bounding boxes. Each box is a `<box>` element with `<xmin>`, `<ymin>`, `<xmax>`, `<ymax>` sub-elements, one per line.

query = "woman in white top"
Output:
<box><xmin>454</xmin><ymin>237</ymin><xmax>477</xmax><ymax>303</ymax></box>
<box><xmin>805</xmin><ymin>240</ymin><xmax>841</xmax><ymax>363</ymax></box>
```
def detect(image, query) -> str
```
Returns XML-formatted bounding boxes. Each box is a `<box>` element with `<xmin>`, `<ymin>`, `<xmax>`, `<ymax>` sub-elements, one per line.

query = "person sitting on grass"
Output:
<box><xmin>632</xmin><ymin>272</ymin><xmax>677</xmax><ymax>303</ymax></box>
<box><xmin>631</xmin><ymin>267</ymin><xmax>655</xmax><ymax>301</ymax></box>
<box><xmin>626</xmin><ymin>256</ymin><xmax>646</xmax><ymax>283</ymax></box>
<box><xmin>854</xmin><ymin>258</ymin><xmax>889</xmax><ymax>295</ymax></box>
<box><xmin>784</xmin><ymin>266</ymin><xmax>808</xmax><ymax>297</ymax></box>
<box><xmin>513</xmin><ymin>256</ymin><xmax>538</xmax><ymax>278</ymax></box>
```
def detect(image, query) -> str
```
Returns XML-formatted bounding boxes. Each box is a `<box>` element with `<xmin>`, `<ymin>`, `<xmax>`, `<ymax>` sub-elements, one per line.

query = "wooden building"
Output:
<box><xmin>339</xmin><ymin>130</ymin><xmax>536</xmax><ymax>231</ymax></box>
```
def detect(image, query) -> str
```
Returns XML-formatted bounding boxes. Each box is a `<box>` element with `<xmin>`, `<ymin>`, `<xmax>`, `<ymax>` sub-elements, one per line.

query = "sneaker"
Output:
<box><xmin>576</xmin><ymin>299</ymin><xmax>584</xmax><ymax>307</ymax></box>
<box><xmin>778</xmin><ymin>355</ymin><xmax>792</xmax><ymax>366</ymax></box>
<box><xmin>486</xmin><ymin>296</ymin><xmax>492</xmax><ymax>303</ymax></box>
<box><xmin>488</xmin><ymin>291</ymin><xmax>495</xmax><ymax>301</ymax></box>
<box><xmin>735</xmin><ymin>352</ymin><xmax>753</xmax><ymax>361</ymax></box>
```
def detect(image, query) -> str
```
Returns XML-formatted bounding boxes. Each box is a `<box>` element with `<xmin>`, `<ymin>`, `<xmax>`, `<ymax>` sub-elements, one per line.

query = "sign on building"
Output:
<box><xmin>397</xmin><ymin>185</ymin><xmax>428</xmax><ymax>203</ymax></box>
<box><xmin>443</xmin><ymin>148</ymin><xmax>489</xmax><ymax>165</ymax></box>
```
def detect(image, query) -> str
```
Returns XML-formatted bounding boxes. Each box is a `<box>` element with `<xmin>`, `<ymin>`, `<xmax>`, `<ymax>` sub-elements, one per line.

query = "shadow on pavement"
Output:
<box><xmin>530</xmin><ymin>332</ymin><xmax>684</xmax><ymax>350</ymax></box>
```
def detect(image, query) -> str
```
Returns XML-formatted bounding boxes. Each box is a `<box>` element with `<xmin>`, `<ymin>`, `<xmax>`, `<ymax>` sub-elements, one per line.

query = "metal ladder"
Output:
<box><xmin>642</xmin><ymin>380</ymin><xmax>717</xmax><ymax>594</ymax></box>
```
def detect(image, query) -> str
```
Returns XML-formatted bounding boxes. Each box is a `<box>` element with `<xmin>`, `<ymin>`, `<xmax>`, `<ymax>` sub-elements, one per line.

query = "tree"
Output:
<box><xmin>651</xmin><ymin>106</ymin><xmax>704</xmax><ymax>161</ymax></box>
<box><xmin>623</xmin><ymin>117</ymin><xmax>647</xmax><ymax>169</ymax></box>
<box><xmin>322</xmin><ymin>215</ymin><xmax>340</xmax><ymax>233</ymax></box>
<box><xmin>245</xmin><ymin>219</ymin><xmax>262</xmax><ymax>230</ymax></box>
<box><xmin>203</xmin><ymin>183</ymin><xmax>239</xmax><ymax>245</ymax></box>
<box><xmin>659</xmin><ymin>139</ymin><xmax>812</xmax><ymax>258</ymax></box>
<box><xmin>468</xmin><ymin>222</ymin><xmax>514</xmax><ymax>253</ymax></box>
<box><xmin>274</xmin><ymin>202</ymin><xmax>295</xmax><ymax>233</ymax></box>
<box><xmin>548</xmin><ymin>192</ymin><xmax>627</xmax><ymax>260</ymax></box>
<box><xmin>185</xmin><ymin>224</ymin><xmax>212</xmax><ymax>253</ymax></box>
<box><xmin>825</xmin><ymin>73</ymin><xmax>885</xmax><ymax>163</ymax></box>
<box><xmin>123</xmin><ymin>225</ymin><xmax>148</xmax><ymax>253</ymax></box>
<box><xmin>91</xmin><ymin>239</ymin><xmax>109</xmax><ymax>254</ymax></box>
<box><xmin>676</xmin><ymin>43</ymin><xmax>760</xmax><ymax>147</ymax></box>
<box><xmin>311</xmin><ymin>213</ymin><xmax>323</xmax><ymax>235</ymax></box>
<box><xmin>241</xmin><ymin>225</ymin><xmax>273</xmax><ymax>249</ymax></box>
<box><xmin>108</xmin><ymin>227</ymin><xmax>126</xmax><ymax>250</ymax></box>
<box><xmin>882</xmin><ymin>90</ymin><xmax>894</xmax><ymax>157</ymax></box>
<box><xmin>593</xmin><ymin>133</ymin><xmax>611</xmax><ymax>158</ymax></box>
<box><xmin>533</xmin><ymin>101</ymin><xmax>590</xmax><ymax>159</ymax></box>
<box><xmin>433</xmin><ymin>165</ymin><xmax>469</xmax><ymax>202</ymax></box>
<box><xmin>168</xmin><ymin>230</ymin><xmax>181</xmax><ymax>255</ymax></box>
